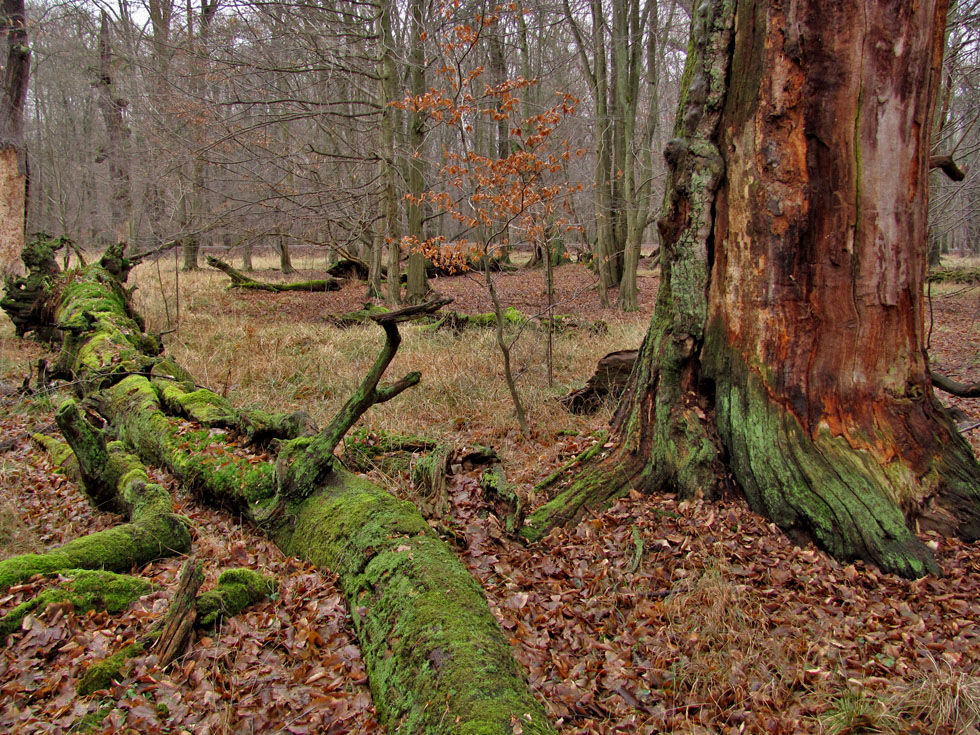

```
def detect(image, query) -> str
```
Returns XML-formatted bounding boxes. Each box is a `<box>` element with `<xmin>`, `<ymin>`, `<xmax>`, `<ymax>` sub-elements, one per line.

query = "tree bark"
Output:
<box><xmin>527</xmin><ymin>0</ymin><xmax>980</xmax><ymax>579</ymax></box>
<box><xmin>378</xmin><ymin>0</ymin><xmax>401</xmax><ymax>306</ymax></box>
<box><xmin>95</xmin><ymin>12</ymin><xmax>132</xmax><ymax>244</ymax></box>
<box><xmin>404</xmin><ymin>0</ymin><xmax>429</xmax><ymax>305</ymax></box>
<box><xmin>0</xmin><ymin>0</ymin><xmax>29</xmax><ymax>268</ymax></box>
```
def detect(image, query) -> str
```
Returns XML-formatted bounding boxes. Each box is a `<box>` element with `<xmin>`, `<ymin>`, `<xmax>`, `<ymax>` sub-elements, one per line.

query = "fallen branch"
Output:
<box><xmin>152</xmin><ymin>557</ymin><xmax>204</xmax><ymax>667</ymax></box>
<box><xmin>206</xmin><ymin>256</ymin><xmax>339</xmax><ymax>292</ymax></box>
<box><xmin>932</xmin><ymin>370</ymin><xmax>980</xmax><ymax>398</ymax></box>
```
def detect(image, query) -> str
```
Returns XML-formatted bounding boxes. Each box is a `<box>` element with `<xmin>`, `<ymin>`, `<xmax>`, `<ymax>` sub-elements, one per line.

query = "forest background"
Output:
<box><xmin>3</xmin><ymin>0</ymin><xmax>980</xmax><ymax>734</ymax></box>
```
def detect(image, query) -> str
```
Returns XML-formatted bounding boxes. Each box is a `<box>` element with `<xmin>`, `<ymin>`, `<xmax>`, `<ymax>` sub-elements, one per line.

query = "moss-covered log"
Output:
<box><xmin>0</xmin><ymin>514</ymin><xmax>190</xmax><ymax>592</ymax></box>
<box><xmin>206</xmin><ymin>256</ymin><xmax>339</xmax><ymax>292</ymax></box>
<box><xmin>0</xmin><ymin>570</ymin><xmax>153</xmax><ymax>642</ymax></box>
<box><xmin>272</xmin><ymin>470</ymin><xmax>551</xmax><ymax>734</ymax></box>
<box><xmin>0</xmin><ymin>424</ymin><xmax>190</xmax><ymax>592</ymax></box>
<box><xmin>927</xmin><ymin>267</ymin><xmax>980</xmax><ymax>284</ymax></box>
<box><xmin>2</xmin><ymin>243</ymin><xmax>555</xmax><ymax>734</ymax></box>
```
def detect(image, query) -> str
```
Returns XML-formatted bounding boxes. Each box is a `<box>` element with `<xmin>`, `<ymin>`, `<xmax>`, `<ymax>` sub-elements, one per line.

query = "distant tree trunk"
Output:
<box><xmin>529</xmin><ymin>0</ymin><xmax>980</xmax><ymax>579</ymax></box>
<box><xmin>180</xmin><ymin>0</ymin><xmax>218</xmax><ymax>272</ymax></box>
<box><xmin>0</xmin><ymin>0</ymin><xmax>29</xmax><ymax>268</ymax></box>
<box><xmin>96</xmin><ymin>11</ymin><xmax>132</xmax><ymax>244</ymax></box>
<box><xmin>404</xmin><ymin>0</ymin><xmax>428</xmax><ymax>304</ymax></box>
<box><xmin>278</xmin><ymin>235</ymin><xmax>295</xmax><ymax>274</ymax></box>
<box><xmin>379</xmin><ymin>0</ymin><xmax>400</xmax><ymax>306</ymax></box>
<box><xmin>563</xmin><ymin>0</ymin><xmax>617</xmax><ymax>305</ymax></box>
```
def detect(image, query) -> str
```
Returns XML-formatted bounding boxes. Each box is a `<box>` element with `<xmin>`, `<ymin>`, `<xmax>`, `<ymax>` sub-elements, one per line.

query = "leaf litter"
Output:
<box><xmin>1</xmin><ymin>264</ymin><xmax>979</xmax><ymax>734</ymax></box>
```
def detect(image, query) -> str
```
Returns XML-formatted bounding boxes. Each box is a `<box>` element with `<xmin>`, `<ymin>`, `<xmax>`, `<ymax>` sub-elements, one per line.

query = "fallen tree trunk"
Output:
<box><xmin>3</xmin><ymin>240</ymin><xmax>555</xmax><ymax>734</ymax></box>
<box><xmin>206</xmin><ymin>255</ymin><xmax>339</xmax><ymax>292</ymax></box>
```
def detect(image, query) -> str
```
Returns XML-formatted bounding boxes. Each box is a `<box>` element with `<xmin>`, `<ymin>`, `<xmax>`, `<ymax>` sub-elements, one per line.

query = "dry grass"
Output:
<box><xmin>0</xmin><ymin>497</ymin><xmax>39</xmax><ymax>559</ymax></box>
<box><xmin>127</xmin><ymin>255</ymin><xmax>648</xmax><ymax>472</ymax></box>
<box><xmin>662</xmin><ymin>555</ymin><xmax>811</xmax><ymax>721</ymax></box>
<box><xmin>885</xmin><ymin>655</ymin><xmax>980</xmax><ymax>735</ymax></box>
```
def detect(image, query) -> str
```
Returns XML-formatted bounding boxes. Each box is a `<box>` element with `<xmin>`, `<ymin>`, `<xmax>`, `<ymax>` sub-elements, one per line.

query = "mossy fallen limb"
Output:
<box><xmin>12</xmin><ymin>412</ymin><xmax>192</xmax><ymax>594</ymax></box>
<box><xmin>152</xmin><ymin>367</ymin><xmax>315</xmax><ymax>444</ymax></box>
<box><xmin>32</xmin><ymin>432</ymin><xmax>81</xmax><ymax>484</ymax></box>
<box><xmin>326</xmin><ymin>301</ymin><xmax>391</xmax><ymax>327</ymax></box>
<box><xmin>926</xmin><ymin>266</ymin><xmax>980</xmax><ymax>284</ymax></box>
<box><xmin>1</xmin><ymin>569</ymin><xmax>153</xmax><ymax>643</ymax></box>
<box><xmin>0</xmin><ymin>513</ymin><xmax>190</xmax><ymax>592</ymax></box>
<box><xmin>521</xmin><ymin>452</ymin><xmax>627</xmax><ymax>545</ymax></box>
<box><xmin>274</xmin><ymin>468</ymin><xmax>556</xmax><ymax>735</ymax></box>
<box><xmin>206</xmin><ymin>256</ymin><xmax>339</xmax><ymax>292</ymax></box>
<box><xmin>195</xmin><ymin>568</ymin><xmax>276</xmax><ymax>627</ymax></box>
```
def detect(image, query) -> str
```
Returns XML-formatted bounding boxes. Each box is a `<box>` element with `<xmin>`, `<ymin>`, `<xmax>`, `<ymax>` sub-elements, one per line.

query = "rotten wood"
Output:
<box><xmin>560</xmin><ymin>349</ymin><xmax>638</xmax><ymax>413</ymax></box>
<box><xmin>152</xmin><ymin>557</ymin><xmax>204</xmax><ymax>666</ymax></box>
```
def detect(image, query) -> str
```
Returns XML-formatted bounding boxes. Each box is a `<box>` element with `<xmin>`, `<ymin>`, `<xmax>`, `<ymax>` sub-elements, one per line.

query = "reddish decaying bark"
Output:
<box><xmin>703</xmin><ymin>0</ymin><xmax>980</xmax><ymax>574</ymax></box>
<box><xmin>529</xmin><ymin>0</ymin><xmax>980</xmax><ymax>578</ymax></box>
<box><xmin>0</xmin><ymin>0</ymin><xmax>30</xmax><ymax>267</ymax></box>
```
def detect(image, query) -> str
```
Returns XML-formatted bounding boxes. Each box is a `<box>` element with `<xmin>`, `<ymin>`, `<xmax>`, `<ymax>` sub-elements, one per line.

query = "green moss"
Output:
<box><xmin>156</xmin><ymin>382</ymin><xmax>240</xmax><ymax>427</ymax></box>
<box><xmin>408</xmin><ymin>446</ymin><xmax>448</xmax><ymax>491</ymax></box>
<box><xmin>75</xmin><ymin>704</ymin><xmax>113</xmax><ymax>732</ymax></box>
<box><xmin>1</xmin><ymin>570</ymin><xmax>152</xmax><ymax>642</ymax></box>
<box><xmin>78</xmin><ymin>642</ymin><xmax>144</xmax><ymax>695</ymax></box>
<box><xmin>330</xmin><ymin>302</ymin><xmax>391</xmax><ymax>326</ymax></box>
<box><xmin>703</xmin><ymin>318</ymin><xmax>938</xmax><ymax>579</ymax></box>
<box><xmin>32</xmin><ymin>433</ymin><xmax>81</xmax><ymax>482</ymax></box>
<box><xmin>0</xmin><ymin>514</ymin><xmax>191</xmax><ymax>592</ymax></box>
<box><xmin>275</xmin><ymin>469</ymin><xmax>555</xmax><ymax>734</ymax></box>
<box><xmin>103</xmin><ymin>375</ymin><xmax>277</xmax><ymax>512</ymax></box>
<box><xmin>150</xmin><ymin>358</ymin><xmax>196</xmax><ymax>389</ymax></box>
<box><xmin>196</xmin><ymin>568</ymin><xmax>276</xmax><ymax>627</ymax></box>
<box><xmin>521</xmin><ymin>460</ymin><xmax>629</xmax><ymax>544</ymax></box>
<box><xmin>479</xmin><ymin>465</ymin><xmax>522</xmax><ymax>534</ymax></box>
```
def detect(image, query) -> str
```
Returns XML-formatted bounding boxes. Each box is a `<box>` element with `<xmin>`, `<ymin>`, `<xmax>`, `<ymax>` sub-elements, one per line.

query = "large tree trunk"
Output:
<box><xmin>2</xmin><ymin>243</ymin><xmax>554</xmax><ymax>734</ymax></box>
<box><xmin>526</xmin><ymin>0</ymin><xmax>980</xmax><ymax>579</ymax></box>
<box><xmin>0</xmin><ymin>0</ymin><xmax>29</xmax><ymax>268</ymax></box>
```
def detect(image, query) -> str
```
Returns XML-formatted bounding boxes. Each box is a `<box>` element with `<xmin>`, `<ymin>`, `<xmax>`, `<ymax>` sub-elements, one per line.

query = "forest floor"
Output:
<box><xmin>1</xmin><ymin>254</ymin><xmax>980</xmax><ymax>734</ymax></box>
